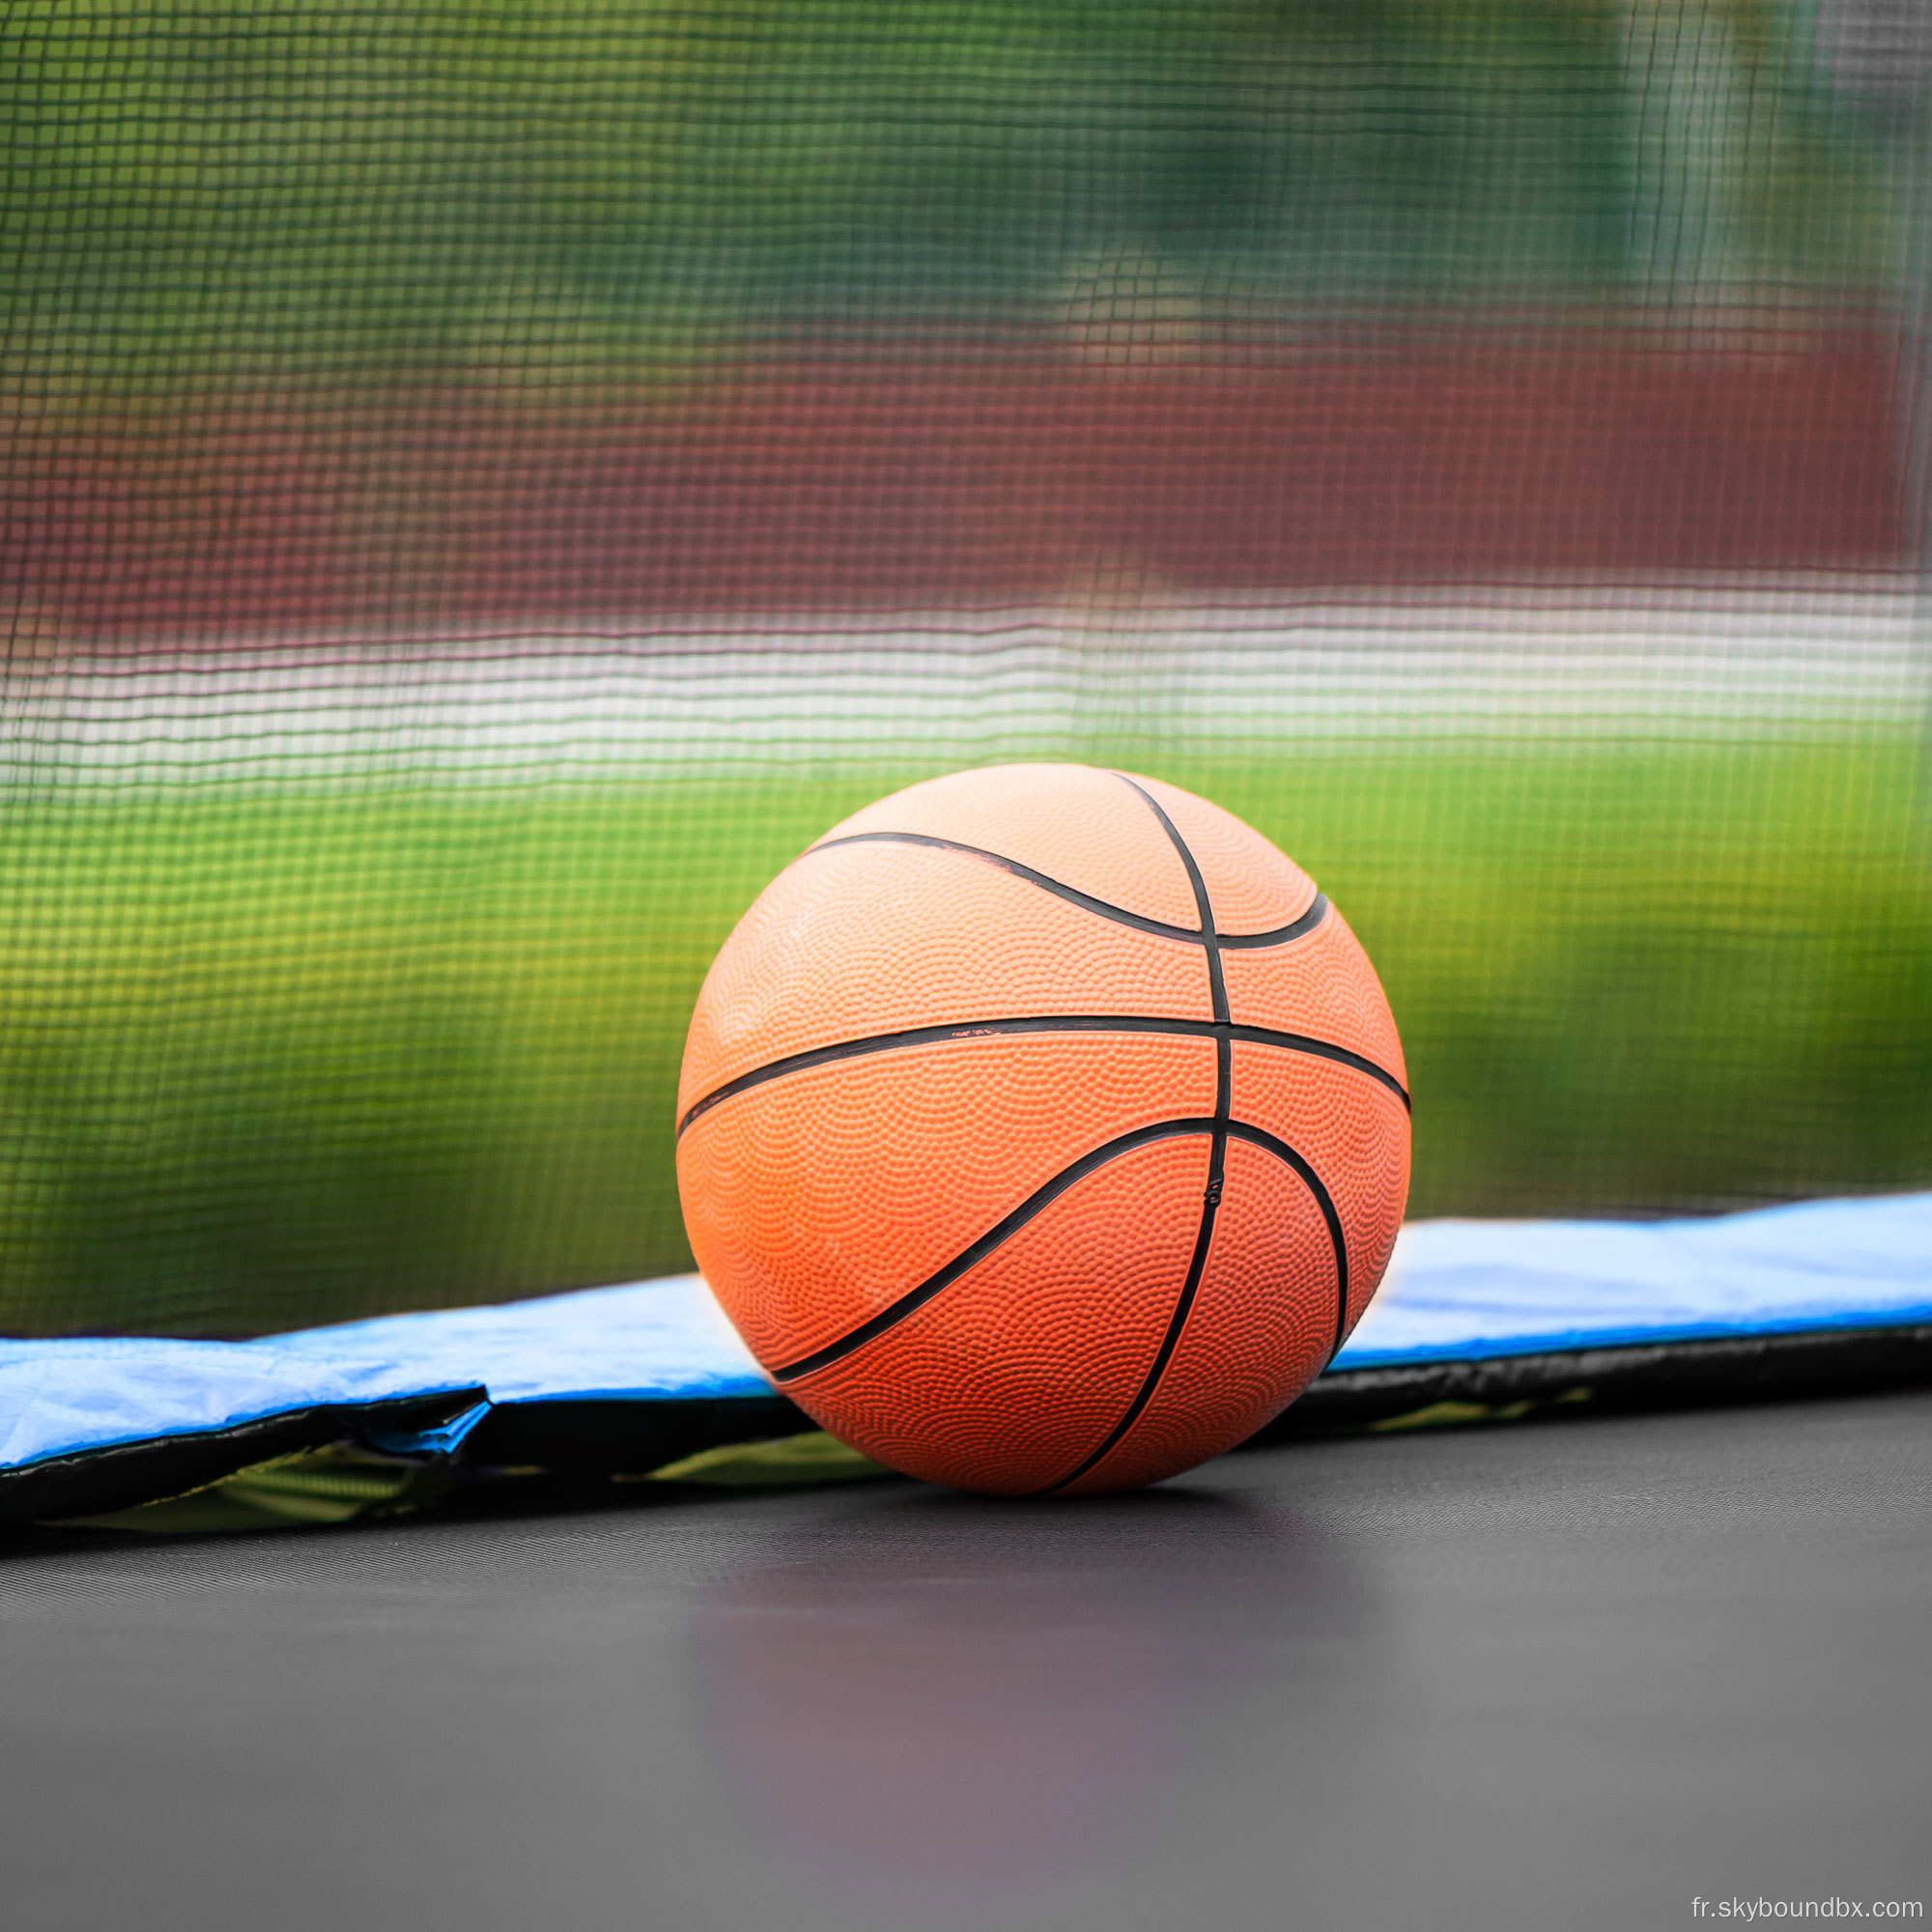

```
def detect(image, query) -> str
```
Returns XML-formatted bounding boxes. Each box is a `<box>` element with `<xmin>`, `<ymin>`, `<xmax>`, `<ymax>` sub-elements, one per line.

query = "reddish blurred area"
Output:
<box><xmin>3</xmin><ymin>326</ymin><xmax>1908</xmax><ymax>645</ymax></box>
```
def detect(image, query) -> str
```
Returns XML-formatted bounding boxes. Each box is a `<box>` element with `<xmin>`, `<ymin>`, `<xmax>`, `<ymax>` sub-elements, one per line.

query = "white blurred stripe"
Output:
<box><xmin>4</xmin><ymin>583</ymin><xmax>1926</xmax><ymax>788</ymax></box>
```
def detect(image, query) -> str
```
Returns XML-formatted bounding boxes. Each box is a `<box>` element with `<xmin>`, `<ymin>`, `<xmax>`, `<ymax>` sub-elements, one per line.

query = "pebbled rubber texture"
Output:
<box><xmin>680</xmin><ymin>1034</ymin><xmax>1218</xmax><ymax>1371</ymax></box>
<box><xmin>676</xmin><ymin>762</ymin><xmax>1409</xmax><ymax>1493</ymax></box>
<box><xmin>677</xmin><ymin>842</ymin><xmax>1214</xmax><ymax>1114</ymax></box>
<box><xmin>1229</xmin><ymin>1043</ymin><xmax>1409</xmax><ymax>1339</ymax></box>
<box><xmin>1055</xmin><ymin>1135</ymin><xmax>1337</xmax><ymax>1494</ymax></box>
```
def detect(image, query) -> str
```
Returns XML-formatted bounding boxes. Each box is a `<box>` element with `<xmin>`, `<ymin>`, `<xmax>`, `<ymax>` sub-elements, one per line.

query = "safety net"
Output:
<box><xmin>2</xmin><ymin>0</ymin><xmax>1928</xmax><ymax>1346</ymax></box>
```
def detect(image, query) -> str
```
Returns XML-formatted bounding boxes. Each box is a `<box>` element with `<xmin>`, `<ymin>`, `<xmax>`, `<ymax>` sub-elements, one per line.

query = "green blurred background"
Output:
<box><xmin>2</xmin><ymin>739</ymin><xmax>1925</xmax><ymax>1336</ymax></box>
<box><xmin>0</xmin><ymin>0</ymin><xmax>1901</xmax><ymax>390</ymax></box>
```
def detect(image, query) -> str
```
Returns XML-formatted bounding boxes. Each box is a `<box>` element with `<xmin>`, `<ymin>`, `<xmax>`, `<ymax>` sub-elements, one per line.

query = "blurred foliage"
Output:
<box><xmin>0</xmin><ymin>0</ymin><xmax>1894</xmax><ymax>394</ymax></box>
<box><xmin>0</xmin><ymin>740</ymin><xmax>1925</xmax><ymax>1337</ymax></box>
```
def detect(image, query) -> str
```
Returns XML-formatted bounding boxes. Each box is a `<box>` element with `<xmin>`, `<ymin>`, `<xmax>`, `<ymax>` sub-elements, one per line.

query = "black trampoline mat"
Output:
<box><xmin>5</xmin><ymin>1392</ymin><xmax>1928</xmax><ymax>1932</ymax></box>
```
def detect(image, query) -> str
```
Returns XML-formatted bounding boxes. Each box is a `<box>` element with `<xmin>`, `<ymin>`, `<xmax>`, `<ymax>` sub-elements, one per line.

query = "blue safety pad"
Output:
<box><xmin>270</xmin><ymin>1276</ymin><xmax>769</xmax><ymax>1405</ymax></box>
<box><xmin>1340</xmin><ymin>1190</ymin><xmax>1932</xmax><ymax>1369</ymax></box>
<box><xmin>0</xmin><ymin>1337</ymin><xmax>483</xmax><ymax>1476</ymax></box>
<box><xmin>0</xmin><ymin>1275</ymin><xmax>765</xmax><ymax>1475</ymax></box>
<box><xmin>5</xmin><ymin>1190</ymin><xmax>1929</xmax><ymax>1476</ymax></box>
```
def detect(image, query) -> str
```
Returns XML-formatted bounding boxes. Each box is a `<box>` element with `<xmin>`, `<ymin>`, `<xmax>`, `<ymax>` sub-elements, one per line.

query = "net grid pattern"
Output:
<box><xmin>0</xmin><ymin>0</ymin><xmax>1926</xmax><ymax>1337</ymax></box>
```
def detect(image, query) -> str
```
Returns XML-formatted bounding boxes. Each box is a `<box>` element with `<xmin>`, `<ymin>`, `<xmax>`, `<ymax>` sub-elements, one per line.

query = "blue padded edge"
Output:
<box><xmin>0</xmin><ymin>1278</ymin><xmax>767</xmax><ymax>1475</ymax></box>
<box><xmin>1338</xmin><ymin>1190</ymin><xmax>1932</xmax><ymax>1370</ymax></box>
<box><xmin>0</xmin><ymin>1339</ymin><xmax>487</xmax><ymax>1476</ymax></box>
<box><xmin>5</xmin><ymin>1190</ymin><xmax>1929</xmax><ymax>1474</ymax></box>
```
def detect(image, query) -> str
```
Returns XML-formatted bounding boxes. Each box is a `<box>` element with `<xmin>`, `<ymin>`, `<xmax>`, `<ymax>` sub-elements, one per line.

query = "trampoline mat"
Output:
<box><xmin>3</xmin><ymin>1388</ymin><xmax>1926</xmax><ymax>1932</ymax></box>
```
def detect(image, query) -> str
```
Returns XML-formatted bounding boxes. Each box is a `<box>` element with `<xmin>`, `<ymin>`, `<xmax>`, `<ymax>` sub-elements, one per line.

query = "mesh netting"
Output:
<box><xmin>2</xmin><ymin>1</ymin><xmax>1928</xmax><ymax>1337</ymax></box>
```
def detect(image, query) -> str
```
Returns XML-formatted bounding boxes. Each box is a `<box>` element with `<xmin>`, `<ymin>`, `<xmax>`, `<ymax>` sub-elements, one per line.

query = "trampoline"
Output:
<box><xmin>5</xmin><ymin>1202</ymin><xmax>1930</xmax><ymax>1928</ymax></box>
<box><xmin>5</xmin><ymin>1390</ymin><xmax>1928</xmax><ymax>1931</ymax></box>
<box><xmin>3</xmin><ymin>3</ymin><xmax>1930</xmax><ymax>1925</ymax></box>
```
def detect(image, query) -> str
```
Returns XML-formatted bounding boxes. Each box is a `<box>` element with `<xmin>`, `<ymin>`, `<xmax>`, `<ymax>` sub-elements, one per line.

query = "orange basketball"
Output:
<box><xmin>675</xmin><ymin>764</ymin><xmax>1409</xmax><ymax>1495</ymax></box>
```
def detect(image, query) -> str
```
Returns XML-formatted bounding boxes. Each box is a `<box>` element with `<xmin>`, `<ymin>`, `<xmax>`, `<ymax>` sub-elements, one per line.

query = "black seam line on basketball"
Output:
<box><xmin>1224</xmin><ymin>1121</ymin><xmax>1352</xmax><ymax>1364</ymax></box>
<box><xmin>1110</xmin><ymin>774</ymin><xmax>1232</xmax><ymax>1025</ymax></box>
<box><xmin>807</xmin><ymin>831</ymin><xmax>1329</xmax><ymax>952</ymax></box>
<box><xmin>675</xmin><ymin>1015</ymin><xmax>1408</xmax><ymax>1138</ymax></box>
<box><xmin>1034</xmin><ymin>779</ymin><xmax>1235</xmax><ymax>1497</ymax></box>
<box><xmin>766</xmin><ymin>1118</ymin><xmax>1218</xmax><ymax>1384</ymax></box>
<box><xmin>1035</xmin><ymin>1112</ymin><xmax>1344</xmax><ymax>1494</ymax></box>
<box><xmin>1216</xmin><ymin>898</ymin><xmax>1328</xmax><ymax>949</ymax></box>
<box><xmin>1035</xmin><ymin>1117</ymin><xmax>1226</xmax><ymax>1497</ymax></box>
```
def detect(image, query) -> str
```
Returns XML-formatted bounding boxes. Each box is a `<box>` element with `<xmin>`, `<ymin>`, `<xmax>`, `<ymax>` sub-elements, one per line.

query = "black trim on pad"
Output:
<box><xmin>0</xmin><ymin>1387</ymin><xmax>487</xmax><ymax>1527</ymax></box>
<box><xmin>14</xmin><ymin>1328</ymin><xmax>1928</xmax><ymax>1529</ymax></box>
<box><xmin>1258</xmin><ymin>1324</ymin><xmax>1932</xmax><ymax>1439</ymax></box>
<box><xmin>455</xmin><ymin>1395</ymin><xmax>807</xmax><ymax>1475</ymax></box>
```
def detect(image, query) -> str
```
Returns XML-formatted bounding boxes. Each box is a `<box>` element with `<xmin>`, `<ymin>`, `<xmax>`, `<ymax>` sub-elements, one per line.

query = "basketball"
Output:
<box><xmin>675</xmin><ymin>763</ymin><xmax>1409</xmax><ymax>1494</ymax></box>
